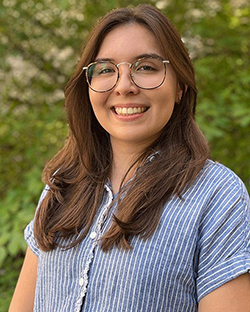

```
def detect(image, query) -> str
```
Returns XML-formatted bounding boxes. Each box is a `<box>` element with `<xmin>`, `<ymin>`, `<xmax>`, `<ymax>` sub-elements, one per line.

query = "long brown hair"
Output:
<box><xmin>34</xmin><ymin>4</ymin><xmax>209</xmax><ymax>251</ymax></box>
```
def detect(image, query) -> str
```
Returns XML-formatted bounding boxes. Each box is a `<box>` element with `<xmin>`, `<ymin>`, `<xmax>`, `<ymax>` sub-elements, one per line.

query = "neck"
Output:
<box><xmin>110</xmin><ymin>139</ymin><xmax>148</xmax><ymax>194</ymax></box>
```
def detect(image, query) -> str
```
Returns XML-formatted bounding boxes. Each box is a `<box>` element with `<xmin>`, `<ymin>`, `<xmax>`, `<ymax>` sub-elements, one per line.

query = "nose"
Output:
<box><xmin>114</xmin><ymin>63</ymin><xmax>139</xmax><ymax>95</ymax></box>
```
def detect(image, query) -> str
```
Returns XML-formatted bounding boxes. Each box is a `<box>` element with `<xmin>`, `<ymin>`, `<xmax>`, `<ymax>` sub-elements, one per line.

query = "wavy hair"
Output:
<box><xmin>34</xmin><ymin>4</ymin><xmax>210</xmax><ymax>251</ymax></box>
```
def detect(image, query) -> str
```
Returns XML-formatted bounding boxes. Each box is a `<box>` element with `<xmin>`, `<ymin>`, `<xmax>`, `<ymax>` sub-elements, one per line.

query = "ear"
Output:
<box><xmin>175</xmin><ymin>88</ymin><xmax>183</xmax><ymax>104</ymax></box>
<box><xmin>175</xmin><ymin>83</ymin><xmax>187</xmax><ymax>104</ymax></box>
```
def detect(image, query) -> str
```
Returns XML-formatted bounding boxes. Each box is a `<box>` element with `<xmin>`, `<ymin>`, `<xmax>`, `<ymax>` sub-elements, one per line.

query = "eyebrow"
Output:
<box><xmin>136</xmin><ymin>53</ymin><xmax>164</xmax><ymax>60</ymax></box>
<box><xmin>94</xmin><ymin>53</ymin><xmax>164</xmax><ymax>63</ymax></box>
<box><xmin>95</xmin><ymin>57</ymin><xmax>115</xmax><ymax>62</ymax></box>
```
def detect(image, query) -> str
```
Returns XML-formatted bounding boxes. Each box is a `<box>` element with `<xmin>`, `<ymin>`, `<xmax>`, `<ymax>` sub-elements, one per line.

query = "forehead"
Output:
<box><xmin>96</xmin><ymin>23</ymin><xmax>165</xmax><ymax>61</ymax></box>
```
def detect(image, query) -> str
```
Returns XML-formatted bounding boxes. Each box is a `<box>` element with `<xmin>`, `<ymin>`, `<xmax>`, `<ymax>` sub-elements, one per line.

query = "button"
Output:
<box><xmin>90</xmin><ymin>231</ymin><xmax>97</xmax><ymax>239</ymax></box>
<box><xmin>79</xmin><ymin>277</ymin><xmax>84</xmax><ymax>286</ymax></box>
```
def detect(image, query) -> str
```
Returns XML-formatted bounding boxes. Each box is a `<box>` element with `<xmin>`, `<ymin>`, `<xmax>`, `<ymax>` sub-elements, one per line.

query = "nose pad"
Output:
<box><xmin>118</xmin><ymin>70</ymin><xmax>133</xmax><ymax>84</ymax></box>
<box><xmin>115</xmin><ymin>63</ymin><xmax>138</xmax><ymax>93</ymax></box>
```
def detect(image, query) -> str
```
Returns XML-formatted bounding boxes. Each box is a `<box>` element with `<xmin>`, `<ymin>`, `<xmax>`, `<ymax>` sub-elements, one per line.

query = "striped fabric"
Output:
<box><xmin>25</xmin><ymin>160</ymin><xmax>250</xmax><ymax>312</ymax></box>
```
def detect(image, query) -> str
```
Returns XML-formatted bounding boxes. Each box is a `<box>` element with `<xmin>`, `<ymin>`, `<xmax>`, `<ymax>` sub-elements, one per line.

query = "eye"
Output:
<box><xmin>136</xmin><ymin>65</ymin><xmax>156</xmax><ymax>72</ymax></box>
<box><xmin>98</xmin><ymin>67</ymin><xmax>115</xmax><ymax>75</ymax></box>
<box><xmin>94</xmin><ymin>62</ymin><xmax>116</xmax><ymax>76</ymax></box>
<box><xmin>134</xmin><ymin>59</ymin><xmax>160</xmax><ymax>73</ymax></box>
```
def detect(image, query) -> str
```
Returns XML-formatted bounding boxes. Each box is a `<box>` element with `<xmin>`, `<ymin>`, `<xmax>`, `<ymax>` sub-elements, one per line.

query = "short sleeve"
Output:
<box><xmin>196</xmin><ymin>167</ymin><xmax>250</xmax><ymax>301</ymax></box>
<box><xmin>24</xmin><ymin>186</ymin><xmax>50</xmax><ymax>256</ymax></box>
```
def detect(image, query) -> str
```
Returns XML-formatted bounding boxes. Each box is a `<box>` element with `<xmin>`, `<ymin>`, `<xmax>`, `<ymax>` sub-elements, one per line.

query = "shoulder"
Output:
<box><xmin>194</xmin><ymin>161</ymin><xmax>250</xmax><ymax>301</ymax></box>
<box><xmin>179</xmin><ymin>159</ymin><xmax>250</xmax><ymax>225</ymax></box>
<box><xmin>191</xmin><ymin>159</ymin><xmax>249</xmax><ymax>202</ymax></box>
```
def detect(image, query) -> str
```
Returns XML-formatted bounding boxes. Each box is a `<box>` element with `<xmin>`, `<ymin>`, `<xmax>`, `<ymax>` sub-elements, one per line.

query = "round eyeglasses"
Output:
<box><xmin>82</xmin><ymin>56</ymin><xmax>170</xmax><ymax>93</ymax></box>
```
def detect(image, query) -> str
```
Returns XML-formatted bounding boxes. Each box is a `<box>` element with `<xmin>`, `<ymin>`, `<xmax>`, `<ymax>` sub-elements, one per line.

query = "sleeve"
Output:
<box><xmin>196</xmin><ymin>172</ymin><xmax>250</xmax><ymax>302</ymax></box>
<box><xmin>24</xmin><ymin>185</ymin><xmax>50</xmax><ymax>256</ymax></box>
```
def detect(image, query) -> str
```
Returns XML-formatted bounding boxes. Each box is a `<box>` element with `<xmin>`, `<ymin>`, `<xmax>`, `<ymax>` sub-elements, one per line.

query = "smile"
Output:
<box><xmin>113</xmin><ymin>107</ymin><xmax>148</xmax><ymax>116</ymax></box>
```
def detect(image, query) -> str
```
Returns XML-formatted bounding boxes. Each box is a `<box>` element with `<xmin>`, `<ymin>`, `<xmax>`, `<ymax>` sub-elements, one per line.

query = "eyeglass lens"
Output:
<box><xmin>86</xmin><ymin>57</ymin><xmax>166</xmax><ymax>92</ymax></box>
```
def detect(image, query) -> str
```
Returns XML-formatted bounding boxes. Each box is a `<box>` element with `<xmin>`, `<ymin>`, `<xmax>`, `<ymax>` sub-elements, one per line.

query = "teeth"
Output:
<box><xmin>114</xmin><ymin>107</ymin><xmax>147</xmax><ymax>116</ymax></box>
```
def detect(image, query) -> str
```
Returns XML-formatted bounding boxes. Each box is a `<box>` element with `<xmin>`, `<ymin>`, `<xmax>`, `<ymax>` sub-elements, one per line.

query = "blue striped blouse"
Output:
<box><xmin>25</xmin><ymin>160</ymin><xmax>250</xmax><ymax>312</ymax></box>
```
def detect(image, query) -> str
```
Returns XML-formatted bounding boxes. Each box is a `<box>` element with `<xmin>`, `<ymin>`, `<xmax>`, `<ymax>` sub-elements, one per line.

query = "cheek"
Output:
<box><xmin>88</xmin><ymin>90</ymin><xmax>112</xmax><ymax>132</ymax></box>
<box><xmin>88</xmin><ymin>90</ymin><xmax>108</xmax><ymax>114</ymax></box>
<box><xmin>88</xmin><ymin>90</ymin><xmax>98</xmax><ymax>110</ymax></box>
<box><xmin>156</xmin><ymin>88</ymin><xmax>176</xmax><ymax>110</ymax></box>
<box><xmin>154</xmin><ymin>91</ymin><xmax>176</xmax><ymax>125</ymax></box>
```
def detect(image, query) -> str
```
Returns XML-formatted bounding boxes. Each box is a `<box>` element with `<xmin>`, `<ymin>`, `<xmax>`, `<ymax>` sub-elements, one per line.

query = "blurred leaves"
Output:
<box><xmin>0</xmin><ymin>0</ymin><xmax>250</xmax><ymax>309</ymax></box>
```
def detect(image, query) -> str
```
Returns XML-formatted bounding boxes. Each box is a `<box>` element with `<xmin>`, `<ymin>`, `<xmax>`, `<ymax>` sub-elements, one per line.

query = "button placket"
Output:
<box><xmin>75</xmin><ymin>184</ymin><xmax>113</xmax><ymax>312</ymax></box>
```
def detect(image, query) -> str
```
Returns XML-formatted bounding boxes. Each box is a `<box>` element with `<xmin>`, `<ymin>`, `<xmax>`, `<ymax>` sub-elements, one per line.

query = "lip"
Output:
<box><xmin>111</xmin><ymin>103</ymin><xmax>149</xmax><ymax>120</ymax></box>
<box><xmin>112</xmin><ymin>103</ymin><xmax>148</xmax><ymax>108</ymax></box>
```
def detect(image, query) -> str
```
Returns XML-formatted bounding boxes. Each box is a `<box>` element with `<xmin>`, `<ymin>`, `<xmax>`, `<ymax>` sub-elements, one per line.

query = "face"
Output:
<box><xmin>89</xmin><ymin>23</ymin><xmax>180</xmax><ymax>149</ymax></box>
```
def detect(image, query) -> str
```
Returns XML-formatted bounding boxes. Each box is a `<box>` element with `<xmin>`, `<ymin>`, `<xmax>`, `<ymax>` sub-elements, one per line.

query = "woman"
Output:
<box><xmin>9</xmin><ymin>4</ymin><xmax>250</xmax><ymax>312</ymax></box>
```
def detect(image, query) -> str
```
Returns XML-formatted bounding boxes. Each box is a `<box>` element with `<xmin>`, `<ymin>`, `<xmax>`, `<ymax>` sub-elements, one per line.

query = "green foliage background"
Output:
<box><xmin>0</xmin><ymin>0</ymin><xmax>249</xmax><ymax>309</ymax></box>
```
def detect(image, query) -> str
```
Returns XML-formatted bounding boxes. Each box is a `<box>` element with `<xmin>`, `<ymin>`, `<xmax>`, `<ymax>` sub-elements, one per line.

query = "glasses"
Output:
<box><xmin>83</xmin><ymin>56</ymin><xmax>170</xmax><ymax>93</ymax></box>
